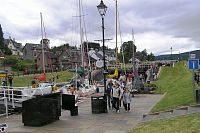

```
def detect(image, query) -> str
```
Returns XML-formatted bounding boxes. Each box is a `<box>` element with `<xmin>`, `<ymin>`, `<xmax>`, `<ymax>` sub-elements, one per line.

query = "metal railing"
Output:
<box><xmin>0</xmin><ymin>86</ymin><xmax>32</xmax><ymax>116</ymax></box>
<box><xmin>0</xmin><ymin>97</ymin><xmax>8</xmax><ymax>118</ymax></box>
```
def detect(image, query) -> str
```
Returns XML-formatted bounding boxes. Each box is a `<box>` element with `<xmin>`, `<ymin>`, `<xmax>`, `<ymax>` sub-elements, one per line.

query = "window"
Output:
<box><xmin>34</xmin><ymin>52</ymin><xmax>37</xmax><ymax>57</ymax></box>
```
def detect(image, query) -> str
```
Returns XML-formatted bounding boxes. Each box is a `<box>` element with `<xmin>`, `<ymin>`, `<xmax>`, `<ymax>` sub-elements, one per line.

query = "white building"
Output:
<box><xmin>4</xmin><ymin>37</ymin><xmax>23</xmax><ymax>56</ymax></box>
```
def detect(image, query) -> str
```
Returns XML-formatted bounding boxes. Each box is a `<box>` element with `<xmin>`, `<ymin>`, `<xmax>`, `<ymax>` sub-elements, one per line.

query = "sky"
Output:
<box><xmin>0</xmin><ymin>0</ymin><xmax>200</xmax><ymax>55</ymax></box>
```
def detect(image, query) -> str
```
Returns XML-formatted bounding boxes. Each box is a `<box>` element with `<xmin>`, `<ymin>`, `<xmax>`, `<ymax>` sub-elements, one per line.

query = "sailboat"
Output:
<box><xmin>22</xmin><ymin>13</ymin><xmax>52</xmax><ymax>98</ymax></box>
<box><xmin>108</xmin><ymin>0</ymin><xmax>119</xmax><ymax>79</ymax></box>
<box><xmin>64</xmin><ymin>0</ymin><xmax>95</xmax><ymax>95</ymax></box>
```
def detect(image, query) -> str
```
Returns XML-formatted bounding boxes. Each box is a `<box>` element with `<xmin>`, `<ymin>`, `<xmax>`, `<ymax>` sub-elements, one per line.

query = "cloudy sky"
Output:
<box><xmin>0</xmin><ymin>0</ymin><xmax>200</xmax><ymax>55</ymax></box>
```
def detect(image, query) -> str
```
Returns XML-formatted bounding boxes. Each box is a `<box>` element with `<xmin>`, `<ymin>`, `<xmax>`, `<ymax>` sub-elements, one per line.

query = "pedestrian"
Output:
<box><xmin>96</xmin><ymin>86</ymin><xmax>99</xmax><ymax>93</ymax></box>
<box><xmin>1</xmin><ymin>80</ymin><xmax>7</xmax><ymax>87</ymax></box>
<box><xmin>70</xmin><ymin>84</ymin><xmax>75</xmax><ymax>95</ymax></box>
<box><xmin>119</xmin><ymin>80</ymin><xmax>124</xmax><ymax>108</ymax></box>
<box><xmin>107</xmin><ymin>79</ymin><xmax>113</xmax><ymax>109</ymax></box>
<box><xmin>112</xmin><ymin>83</ymin><xmax>121</xmax><ymax>113</ymax></box>
<box><xmin>123</xmin><ymin>88</ymin><xmax>132</xmax><ymax>112</ymax></box>
<box><xmin>8</xmin><ymin>76</ymin><xmax>13</xmax><ymax>86</ymax></box>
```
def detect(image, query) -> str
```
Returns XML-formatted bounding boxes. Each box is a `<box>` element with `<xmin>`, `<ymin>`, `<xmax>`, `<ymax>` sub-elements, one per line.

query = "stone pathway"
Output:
<box><xmin>142</xmin><ymin>104</ymin><xmax>200</xmax><ymax>122</ymax></box>
<box><xmin>0</xmin><ymin>94</ymin><xmax>163</xmax><ymax>133</ymax></box>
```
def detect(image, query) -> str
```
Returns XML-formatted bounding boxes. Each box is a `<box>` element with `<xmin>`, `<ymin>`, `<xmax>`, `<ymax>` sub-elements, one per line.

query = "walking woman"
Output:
<box><xmin>122</xmin><ymin>88</ymin><xmax>132</xmax><ymax>112</ymax></box>
<box><xmin>112</xmin><ymin>83</ymin><xmax>121</xmax><ymax>113</ymax></box>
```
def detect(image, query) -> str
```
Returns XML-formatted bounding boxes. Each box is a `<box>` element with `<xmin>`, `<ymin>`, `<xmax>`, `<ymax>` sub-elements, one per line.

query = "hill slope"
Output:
<box><xmin>152</xmin><ymin>61</ymin><xmax>195</xmax><ymax>112</ymax></box>
<box><xmin>156</xmin><ymin>49</ymin><xmax>200</xmax><ymax>60</ymax></box>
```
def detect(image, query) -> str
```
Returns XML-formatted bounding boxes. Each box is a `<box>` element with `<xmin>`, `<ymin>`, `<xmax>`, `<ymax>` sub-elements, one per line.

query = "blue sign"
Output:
<box><xmin>188</xmin><ymin>59</ymin><xmax>199</xmax><ymax>69</ymax></box>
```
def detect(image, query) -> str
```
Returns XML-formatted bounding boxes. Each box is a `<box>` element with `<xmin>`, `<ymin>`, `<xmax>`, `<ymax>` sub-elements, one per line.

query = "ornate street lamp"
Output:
<box><xmin>97</xmin><ymin>0</ymin><xmax>107</xmax><ymax>17</ymax></box>
<box><xmin>97</xmin><ymin>0</ymin><xmax>108</xmax><ymax>113</ymax></box>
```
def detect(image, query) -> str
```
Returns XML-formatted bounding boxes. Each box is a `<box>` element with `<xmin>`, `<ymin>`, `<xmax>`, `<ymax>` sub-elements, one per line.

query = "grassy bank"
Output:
<box><xmin>12</xmin><ymin>71</ymin><xmax>73</xmax><ymax>87</ymax></box>
<box><xmin>152</xmin><ymin>61</ymin><xmax>195</xmax><ymax>112</ymax></box>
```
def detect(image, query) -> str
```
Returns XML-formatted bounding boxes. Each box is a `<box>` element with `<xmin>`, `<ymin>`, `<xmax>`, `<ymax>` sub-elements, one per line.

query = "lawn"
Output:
<box><xmin>131</xmin><ymin>112</ymin><xmax>200</xmax><ymax>133</ymax></box>
<box><xmin>12</xmin><ymin>71</ymin><xmax>73</xmax><ymax>87</ymax></box>
<box><xmin>152</xmin><ymin>61</ymin><xmax>195</xmax><ymax>112</ymax></box>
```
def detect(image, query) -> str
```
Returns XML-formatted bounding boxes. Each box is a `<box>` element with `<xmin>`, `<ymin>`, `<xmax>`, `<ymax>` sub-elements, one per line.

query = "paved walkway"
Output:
<box><xmin>142</xmin><ymin>104</ymin><xmax>200</xmax><ymax>122</ymax></box>
<box><xmin>0</xmin><ymin>94</ymin><xmax>163</xmax><ymax>133</ymax></box>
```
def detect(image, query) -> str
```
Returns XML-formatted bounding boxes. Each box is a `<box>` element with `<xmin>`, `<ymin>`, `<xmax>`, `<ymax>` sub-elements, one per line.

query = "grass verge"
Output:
<box><xmin>12</xmin><ymin>71</ymin><xmax>73</xmax><ymax>87</ymax></box>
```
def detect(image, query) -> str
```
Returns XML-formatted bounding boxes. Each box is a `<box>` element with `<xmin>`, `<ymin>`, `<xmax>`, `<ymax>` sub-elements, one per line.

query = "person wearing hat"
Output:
<box><xmin>111</xmin><ymin>82</ymin><xmax>121</xmax><ymax>113</ymax></box>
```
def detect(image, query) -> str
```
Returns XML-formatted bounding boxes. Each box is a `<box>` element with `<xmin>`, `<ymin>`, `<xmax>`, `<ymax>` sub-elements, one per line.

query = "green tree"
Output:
<box><xmin>147</xmin><ymin>52</ymin><xmax>155</xmax><ymax>61</ymax></box>
<box><xmin>0</xmin><ymin>24</ymin><xmax>4</xmax><ymax>51</ymax></box>
<box><xmin>120</xmin><ymin>41</ymin><xmax>136</xmax><ymax>63</ymax></box>
<box><xmin>141</xmin><ymin>49</ymin><xmax>148</xmax><ymax>61</ymax></box>
<box><xmin>0</xmin><ymin>24</ymin><xmax>12</xmax><ymax>55</ymax></box>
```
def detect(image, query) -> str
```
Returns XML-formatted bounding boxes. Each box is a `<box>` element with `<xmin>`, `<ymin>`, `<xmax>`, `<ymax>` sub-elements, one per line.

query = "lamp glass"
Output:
<box><xmin>97</xmin><ymin>0</ymin><xmax>107</xmax><ymax>17</ymax></box>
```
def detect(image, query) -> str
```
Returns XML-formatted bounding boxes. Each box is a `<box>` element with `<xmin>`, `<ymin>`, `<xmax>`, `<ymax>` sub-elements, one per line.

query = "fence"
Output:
<box><xmin>0</xmin><ymin>86</ymin><xmax>32</xmax><ymax>117</ymax></box>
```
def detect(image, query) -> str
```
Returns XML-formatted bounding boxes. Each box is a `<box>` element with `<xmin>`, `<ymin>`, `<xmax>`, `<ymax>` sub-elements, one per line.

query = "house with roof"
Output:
<box><xmin>35</xmin><ymin>51</ymin><xmax>56</xmax><ymax>72</ymax></box>
<box><xmin>56</xmin><ymin>48</ymin><xmax>81</xmax><ymax>70</ymax></box>
<box><xmin>4</xmin><ymin>37</ymin><xmax>23</xmax><ymax>56</ymax></box>
<box><xmin>22</xmin><ymin>39</ymin><xmax>55</xmax><ymax>72</ymax></box>
<box><xmin>22</xmin><ymin>42</ymin><xmax>49</xmax><ymax>61</ymax></box>
<box><xmin>87</xmin><ymin>48</ymin><xmax>116</xmax><ymax>68</ymax></box>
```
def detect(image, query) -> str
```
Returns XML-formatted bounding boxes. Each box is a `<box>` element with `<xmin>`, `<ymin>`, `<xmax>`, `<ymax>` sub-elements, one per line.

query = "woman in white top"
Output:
<box><xmin>112</xmin><ymin>83</ymin><xmax>121</xmax><ymax>113</ymax></box>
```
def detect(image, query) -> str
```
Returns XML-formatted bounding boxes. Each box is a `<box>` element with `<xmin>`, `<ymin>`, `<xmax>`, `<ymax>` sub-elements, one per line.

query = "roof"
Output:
<box><xmin>23</xmin><ymin>43</ymin><xmax>49</xmax><ymax>51</ymax></box>
<box><xmin>36</xmin><ymin>51</ymin><xmax>56</xmax><ymax>59</ymax></box>
<box><xmin>4</xmin><ymin>38</ymin><xmax>23</xmax><ymax>51</ymax></box>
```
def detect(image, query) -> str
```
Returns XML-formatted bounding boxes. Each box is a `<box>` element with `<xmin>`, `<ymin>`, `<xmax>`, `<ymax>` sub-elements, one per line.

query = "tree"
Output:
<box><xmin>141</xmin><ymin>49</ymin><xmax>148</xmax><ymax>61</ymax></box>
<box><xmin>120</xmin><ymin>41</ymin><xmax>136</xmax><ymax>63</ymax></box>
<box><xmin>51</xmin><ymin>43</ymin><xmax>70</xmax><ymax>52</ymax></box>
<box><xmin>0</xmin><ymin>24</ymin><xmax>12</xmax><ymax>55</ymax></box>
<box><xmin>0</xmin><ymin>24</ymin><xmax>4</xmax><ymax>51</ymax></box>
<box><xmin>147</xmin><ymin>52</ymin><xmax>155</xmax><ymax>61</ymax></box>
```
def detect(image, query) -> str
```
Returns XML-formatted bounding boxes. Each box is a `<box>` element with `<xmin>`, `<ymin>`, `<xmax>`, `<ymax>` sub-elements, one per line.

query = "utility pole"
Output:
<box><xmin>170</xmin><ymin>46</ymin><xmax>172</xmax><ymax>66</ymax></box>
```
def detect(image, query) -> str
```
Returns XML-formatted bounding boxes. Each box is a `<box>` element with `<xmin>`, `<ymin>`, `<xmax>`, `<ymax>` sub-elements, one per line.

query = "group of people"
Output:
<box><xmin>1</xmin><ymin>75</ymin><xmax>13</xmax><ymax>87</ymax></box>
<box><xmin>106</xmin><ymin>77</ymin><xmax>132</xmax><ymax>113</ymax></box>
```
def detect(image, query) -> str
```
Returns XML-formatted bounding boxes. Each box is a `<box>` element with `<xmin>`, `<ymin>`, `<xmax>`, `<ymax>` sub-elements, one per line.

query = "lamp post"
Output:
<box><xmin>97</xmin><ymin>0</ymin><xmax>108</xmax><ymax>113</ymax></box>
<box><xmin>170</xmin><ymin>46</ymin><xmax>172</xmax><ymax>66</ymax></box>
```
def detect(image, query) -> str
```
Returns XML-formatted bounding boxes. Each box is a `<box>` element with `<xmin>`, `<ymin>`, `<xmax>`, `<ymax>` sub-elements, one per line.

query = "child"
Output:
<box><xmin>122</xmin><ymin>88</ymin><xmax>132</xmax><ymax>112</ymax></box>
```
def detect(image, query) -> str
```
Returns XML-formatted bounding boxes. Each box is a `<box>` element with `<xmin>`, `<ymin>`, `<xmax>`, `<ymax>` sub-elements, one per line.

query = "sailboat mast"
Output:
<box><xmin>132</xmin><ymin>29</ymin><xmax>136</xmax><ymax>76</ymax></box>
<box><xmin>79</xmin><ymin>0</ymin><xmax>84</xmax><ymax>67</ymax></box>
<box><xmin>40</xmin><ymin>12</ymin><xmax>45</xmax><ymax>74</ymax></box>
<box><xmin>115</xmin><ymin>0</ymin><xmax>118</xmax><ymax>67</ymax></box>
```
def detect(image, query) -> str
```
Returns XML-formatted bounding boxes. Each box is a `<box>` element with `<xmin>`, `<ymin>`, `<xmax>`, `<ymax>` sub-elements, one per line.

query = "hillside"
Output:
<box><xmin>151</xmin><ymin>61</ymin><xmax>195</xmax><ymax>112</ymax></box>
<box><xmin>156</xmin><ymin>49</ymin><xmax>200</xmax><ymax>60</ymax></box>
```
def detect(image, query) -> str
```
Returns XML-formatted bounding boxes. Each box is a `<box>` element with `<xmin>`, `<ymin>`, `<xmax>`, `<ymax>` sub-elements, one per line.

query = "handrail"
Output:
<box><xmin>0</xmin><ymin>97</ymin><xmax>8</xmax><ymax>118</ymax></box>
<box><xmin>0</xmin><ymin>86</ymin><xmax>32</xmax><ymax>109</ymax></box>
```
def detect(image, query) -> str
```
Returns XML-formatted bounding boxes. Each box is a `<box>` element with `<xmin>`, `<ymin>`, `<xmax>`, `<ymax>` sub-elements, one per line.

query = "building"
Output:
<box><xmin>23</xmin><ymin>41</ymin><xmax>49</xmax><ymax>61</ymax></box>
<box><xmin>87</xmin><ymin>48</ymin><xmax>116</xmax><ymax>68</ymax></box>
<box><xmin>35</xmin><ymin>51</ymin><xmax>56</xmax><ymax>72</ymax></box>
<box><xmin>4</xmin><ymin>37</ymin><xmax>23</xmax><ymax>56</ymax></box>
<box><xmin>56</xmin><ymin>48</ymin><xmax>81</xmax><ymax>70</ymax></box>
<box><xmin>23</xmin><ymin>39</ymin><xmax>54</xmax><ymax>72</ymax></box>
